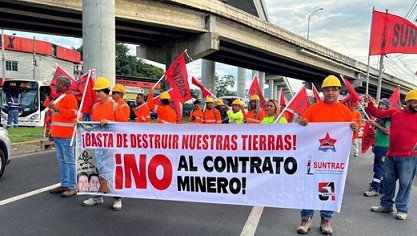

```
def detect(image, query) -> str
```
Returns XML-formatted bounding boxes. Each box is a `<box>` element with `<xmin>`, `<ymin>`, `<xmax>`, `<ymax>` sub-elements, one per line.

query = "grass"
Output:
<box><xmin>7</xmin><ymin>127</ymin><xmax>45</xmax><ymax>143</ymax></box>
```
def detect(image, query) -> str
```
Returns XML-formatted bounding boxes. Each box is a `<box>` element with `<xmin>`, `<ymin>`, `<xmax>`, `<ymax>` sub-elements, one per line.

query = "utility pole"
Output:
<box><xmin>33</xmin><ymin>36</ymin><xmax>36</xmax><ymax>80</ymax></box>
<box><xmin>1</xmin><ymin>29</ymin><xmax>5</xmax><ymax>83</ymax></box>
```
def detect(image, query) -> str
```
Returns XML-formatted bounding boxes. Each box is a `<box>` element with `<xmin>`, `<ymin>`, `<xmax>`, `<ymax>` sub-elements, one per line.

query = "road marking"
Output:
<box><xmin>0</xmin><ymin>183</ymin><xmax>60</xmax><ymax>206</ymax></box>
<box><xmin>240</xmin><ymin>206</ymin><xmax>264</xmax><ymax>236</ymax></box>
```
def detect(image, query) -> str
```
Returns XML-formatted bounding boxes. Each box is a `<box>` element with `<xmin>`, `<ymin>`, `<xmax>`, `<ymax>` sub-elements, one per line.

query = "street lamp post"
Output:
<box><xmin>307</xmin><ymin>8</ymin><xmax>323</xmax><ymax>40</ymax></box>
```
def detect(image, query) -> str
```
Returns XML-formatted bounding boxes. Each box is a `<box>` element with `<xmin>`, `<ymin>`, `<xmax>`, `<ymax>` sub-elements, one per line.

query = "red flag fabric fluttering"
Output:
<box><xmin>370</xmin><ymin>10</ymin><xmax>417</xmax><ymax>55</ymax></box>
<box><xmin>285</xmin><ymin>85</ymin><xmax>310</xmax><ymax>117</ymax></box>
<box><xmin>50</xmin><ymin>65</ymin><xmax>76</xmax><ymax>98</ymax></box>
<box><xmin>389</xmin><ymin>86</ymin><xmax>401</xmax><ymax>110</ymax></box>
<box><xmin>279</xmin><ymin>89</ymin><xmax>286</xmax><ymax>106</ymax></box>
<box><xmin>361</xmin><ymin>121</ymin><xmax>376</xmax><ymax>153</ymax></box>
<box><xmin>248</xmin><ymin>75</ymin><xmax>267</xmax><ymax>111</ymax></box>
<box><xmin>312</xmin><ymin>83</ymin><xmax>322</xmax><ymax>103</ymax></box>
<box><xmin>341</xmin><ymin>93</ymin><xmax>359</xmax><ymax>110</ymax></box>
<box><xmin>192</xmin><ymin>77</ymin><xmax>212</xmax><ymax>98</ymax></box>
<box><xmin>164</xmin><ymin>52</ymin><xmax>191</xmax><ymax>103</ymax></box>
<box><xmin>342</xmin><ymin>77</ymin><xmax>362</xmax><ymax>103</ymax></box>
<box><xmin>153</xmin><ymin>89</ymin><xmax>182</xmax><ymax>124</ymax></box>
<box><xmin>76</xmin><ymin>70</ymin><xmax>97</xmax><ymax>114</ymax></box>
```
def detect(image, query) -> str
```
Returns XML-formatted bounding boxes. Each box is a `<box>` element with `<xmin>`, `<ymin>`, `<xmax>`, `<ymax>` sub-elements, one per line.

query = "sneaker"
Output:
<box><xmin>370</xmin><ymin>205</ymin><xmax>393</xmax><ymax>213</ymax></box>
<box><xmin>83</xmin><ymin>197</ymin><xmax>104</xmax><ymax>206</ymax></box>
<box><xmin>320</xmin><ymin>217</ymin><xmax>333</xmax><ymax>235</ymax></box>
<box><xmin>49</xmin><ymin>186</ymin><xmax>68</xmax><ymax>194</ymax></box>
<box><xmin>61</xmin><ymin>189</ymin><xmax>77</xmax><ymax>198</ymax></box>
<box><xmin>296</xmin><ymin>217</ymin><xmax>311</xmax><ymax>234</ymax></box>
<box><xmin>112</xmin><ymin>198</ymin><xmax>122</xmax><ymax>211</ymax></box>
<box><xmin>396</xmin><ymin>212</ymin><xmax>407</xmax><ymax>220</ymax></box>
<box><xmin>364</xmin><ymin>189</ymin><xmax>380</xmax><ymax>197</ymax></box>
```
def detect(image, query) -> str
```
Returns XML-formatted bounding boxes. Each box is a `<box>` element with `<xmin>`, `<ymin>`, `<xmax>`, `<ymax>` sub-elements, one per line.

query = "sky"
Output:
<box><xmin>3</xmin><ymin>0</ymin><xmax>417</xmax><ymax>92</ymax></box>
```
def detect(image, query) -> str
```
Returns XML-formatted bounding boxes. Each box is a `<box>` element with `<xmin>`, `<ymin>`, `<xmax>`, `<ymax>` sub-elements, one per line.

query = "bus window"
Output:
<box><xmin>40</xmin><ymin>86</ymin><xmax>52</xmax><ymax>111</ymax></box>
<box><xmin>20</xmin><ymin>89</ymin><xmax>38</xmax><ymax>116</ymax></box>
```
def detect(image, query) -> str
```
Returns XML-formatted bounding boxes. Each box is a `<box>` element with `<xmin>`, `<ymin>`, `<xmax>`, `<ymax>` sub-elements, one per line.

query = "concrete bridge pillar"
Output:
<box><xmin>259</xmin><ymin>72</ymin><xmax>265</xmax><ymax>92</ymax></box>
<box><xmin>275</xmin><ymin>84</ymin><xmax>280</xmax><ymax>100</ymax></box>
<box><xmin>83</xmin><ymin>0</ymin><xmax>116</xmax><ymax>86</ymax></box>
<box><xmin>268</xmin><ymin>79</ymin><xmax>274</xmax><ymax>99</ymax></box>
<box><xmin>237</xmin><ymin>67</ymin><xmax>247</xmax><ymax>98</ymax></box>
<box><xmin>252</xmin><ymin>71</ymin><xmax>259</xmax><ymax>81</ymax></box>
<box><xmin>201</xmin><ymin>59</ymin><xmax>216</xmax><ymax>96</ymax></box>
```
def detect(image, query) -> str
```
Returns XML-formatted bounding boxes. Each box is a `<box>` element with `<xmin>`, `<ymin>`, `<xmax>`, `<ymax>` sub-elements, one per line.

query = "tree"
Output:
<box><xmin>73</xmin><ymin>43</ymin><xmax>164</xmax><ymax>79</ymax></box>
<box><xmin>216</xmin><ymin>74</ymin><xmax>236</xmax><ymax>97</ymax></box>
<box><xmin>190</xmin><ymin>89</ymin><xmax>200</xmax><ymax>99</ymax></box>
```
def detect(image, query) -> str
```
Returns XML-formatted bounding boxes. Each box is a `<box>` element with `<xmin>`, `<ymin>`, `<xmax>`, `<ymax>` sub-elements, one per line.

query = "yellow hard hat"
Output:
<box><xmin>216</xmin><ymin>98</ymin><xmax>224</xmax><ymax>105</ymax></box>
<box><xmin>93</xmin><ymin>77</ymin><xmax>111</xmax><ymax>90</ymax></box>
<box><xmin>321</xmin><ymin>75</ymin><xmax>342</xmax><ymax>88</ymax></box>
<box><xmin>405</xmin><ymin>90</ymin><xmax>417</xmax><ymax>101</ymax></box>
<box><xmin>160</xmin><ymin>92</ymin><xmax>170</xmax><ymax>100</ymax></box>
<box><xmin>232</xmin><ymin>99</ymin><xmax>243</xmax><ymax>106</ymax></box>
<box><xmin>112</xmin><ymin>84</ymin><xmax>126</xmax><ymax>94</ymax></box>
<box><xmin>206</xmin><ymin>97</ymin><xmax>214</xmax><ymax>103</ymax></box>
<box><xmin>250</xmin><ymin>95</ymin><xmax>260</xmax><ymax>101</ymax></box>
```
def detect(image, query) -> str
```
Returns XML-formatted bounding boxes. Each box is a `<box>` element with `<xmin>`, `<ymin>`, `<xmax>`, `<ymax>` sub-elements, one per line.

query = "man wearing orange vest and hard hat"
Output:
<box><xmin>48</xmin><ymin>76</ymin><xmax>79</xmax><ymax>198</ymax></box>
<box><xmin>82</xmin><ymin>77</ymin><xmax>127</xmax><ymax>210</ymax></box>
<box><xmin>202</xmin><ymin>97</ymin><xmax>221</xmax><ymax>124</ymax></box>
<box><xmin>132</xmin><ymin>93</ymin><xmax>150</xmax><ymax>123</ymax></box>
<box><xmin>244</xmin><ymin>95</ymin><xmax>265</xmax><ymax>124</ymax></box>
<box><xmin>297</xmin><ymin>75</ymin><xmax>358</xmax><ymax>235</ymax></box>
<box><xmin>226</xmin><ymin>99</ymin><xmax>244</xmax><ymax>124</ymax></box>
<box><xmin>111</xmin><ymin>84</ymin><xmax>130</xmax><ymax>121</ymax></box>
<box><xmin>148</xmin><ymin>88</ymin><xmax>177</xmax><ymax>124</ymax></box>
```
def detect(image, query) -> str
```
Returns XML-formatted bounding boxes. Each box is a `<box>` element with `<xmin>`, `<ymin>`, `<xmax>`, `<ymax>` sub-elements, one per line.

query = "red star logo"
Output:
<box><xmin>318</xmin><ymin>132</ymin><xmax>337</xmax><ymax>152</ymax></box>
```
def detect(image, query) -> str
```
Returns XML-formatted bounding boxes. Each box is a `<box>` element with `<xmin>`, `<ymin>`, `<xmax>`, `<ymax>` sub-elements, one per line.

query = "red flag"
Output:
<box><xmin>153</xmin><ymin>89</ymin><xmax>182</xmax><ymax>124</ymax></box>
<box><xmin>361</xmin><ymin>121</ymin><xmax>376</xmax><ymax>153</ymax></box>
<box><xmin>389</xmin><ymin>86</ymin><xmax>401</xmax><ymax>110</ymax></box>
<box><xmin>192</xmin><ymin>77</ymin><xmax>212</xmax><ymax>98</ymax></box>
<box><xmin>341</xmin><ymin>93</ymin><xmax>359</xmax><ymax>110</ymax></box>
<box><xmin>312</xmin><ymin>83</ymin><xmax>322</xmax><ymax>102</ymax></box>
<box><xmin>50</xmin><ymin>65</ymin><xmax>76</xmax><ymax>98</ymax></box>
<box><xmin>279</xmin><ymin>89</ymin><xmax>286</xmax><ymax>106</ymax></box>
<box><xmin>76</xmin><ymin>70</ymin><xmax>97</xmax><ymax>114</ymax></box>
<box><xmin>164</xmin><ymin>52</ymin><xmax>191</xmax><ymax>103</ymax></box>
<box><xmin>44</xmin><ymin>109</ymin><xmax>53</xmax><ymax>133</ymax></box>
<box><xmin>342</xmin><ymin>77</ymin><xmax>361</xmax><ymax>103</ymax></box>
<box><xmin>248</xmin><ymin>75</ymin><xmax>267</xmax><ymax>111</ymax></box>
<box><xmin>285</xmin><ymin>85</ymin><xmax>310</xmax><ymax>116</ymax></box>
<box><xmin>370</xmin><ymin>10</ymin><xmax>417</xmax><ymax>55</ymax></box>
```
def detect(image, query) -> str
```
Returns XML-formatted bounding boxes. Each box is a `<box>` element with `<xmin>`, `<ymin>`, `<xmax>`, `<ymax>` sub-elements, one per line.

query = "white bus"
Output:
<box><xmin>1</xmin><ymin>80</ymin><xmax>51</xmax><ymax>127</ymax></box>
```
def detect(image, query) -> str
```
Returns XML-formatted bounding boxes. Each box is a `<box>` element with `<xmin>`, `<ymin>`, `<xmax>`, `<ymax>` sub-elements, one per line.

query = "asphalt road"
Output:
<box><xmin>1</xmin><ymin>150</ymin><xmax>417</xmax><ymax>236</ymax></box>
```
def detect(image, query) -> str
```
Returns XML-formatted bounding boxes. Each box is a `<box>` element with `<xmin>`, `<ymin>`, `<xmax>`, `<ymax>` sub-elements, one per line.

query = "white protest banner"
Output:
<box><xmin>76</xmin><ymin>122</ymin><xmax>352</xmax><ymax>212</ymax></box>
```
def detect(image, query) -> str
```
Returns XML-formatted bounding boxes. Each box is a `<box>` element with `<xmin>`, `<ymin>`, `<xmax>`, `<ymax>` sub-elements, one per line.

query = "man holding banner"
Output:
<box><xmin>244</xmin><ymin>95</ymin><xmax>265</xmax><ymax>124</ymax></box>
<box><xmin>48</xmin><ymin>76</ymin><xmax>79</xmax><ymax>198</ymax></box>
<box><xmin>148</xmin><ymin>89</ymin><xmax>177</xmax><ymax>124</ymax></box>
<box><xmin>298</xmin><ymin>75</ymin><xmax>358</xmax><ymax>235</ymax></box>
<box><xmin>202</xmin><ymin>97</ymin><xmax>221</xmax><ymax>124</ymax></box>
<box><xmin>365</xmin><ymin>91</ymin><xmax>417</xmax><ymax>220</ymax></box>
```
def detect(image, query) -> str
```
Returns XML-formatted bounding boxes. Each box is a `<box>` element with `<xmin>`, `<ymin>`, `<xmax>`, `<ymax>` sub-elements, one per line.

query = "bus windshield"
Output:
<box><xmin>1</xmin><ymin>81</ymin><xmax>39</xmax><ymax>117</ymax></box>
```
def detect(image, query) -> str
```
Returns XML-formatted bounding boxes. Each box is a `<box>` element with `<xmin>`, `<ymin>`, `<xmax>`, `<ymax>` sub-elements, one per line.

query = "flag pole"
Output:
<box><xmin>365</xmin><ymin>7</ymin><xmax>375</xmax><ymax>94</ymax></box>
<box><xmin>152</xmin><ymin>74</ymin><xmax>165</xmax><ymax>89</ymax></box>
<box><xmin>274</xmin><ymin>85</ymin><xmax>304</xmax><ymax>123</ymax></box>
<box><xmin>70</xmin><ymin>69</ymin><xmax>92</xmax><ymax>146</ymax></box>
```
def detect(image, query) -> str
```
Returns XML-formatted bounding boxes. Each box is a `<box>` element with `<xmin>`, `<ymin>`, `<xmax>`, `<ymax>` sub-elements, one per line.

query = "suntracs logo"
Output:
<box><xmin>318</xmin><ymin>132</ymin><xmax>337</xmax><ymax>152</ymax></box>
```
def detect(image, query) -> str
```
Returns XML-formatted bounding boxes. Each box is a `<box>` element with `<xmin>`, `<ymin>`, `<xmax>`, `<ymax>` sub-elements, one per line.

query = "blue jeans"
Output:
<box><xmin>370</xmin><ymin>146</ymin><xmax>388</xmax><ymax>191</ymax></box>
<box><xmin>7</xmin><ymin>110</ymin><xmax>19</xmax><ymax>128</ymax></box>
<box><xmin>380</xmin><ymin>156</ymin><xmax>417</xmax><ymax>213</ymax></box>
<box><xmin>300</xmin><ymin>210</ymin><xmax>334</xmax><ymax>218</ymax></box>
<box><xmin>82</xmin><ymin>113</ymin><xmax>92</xmax><ymax>121</ymax></box>
<box><xmin>53</xmin><ymin>138</ymin><xmax>76</xmax><ymax>189</ymax></box>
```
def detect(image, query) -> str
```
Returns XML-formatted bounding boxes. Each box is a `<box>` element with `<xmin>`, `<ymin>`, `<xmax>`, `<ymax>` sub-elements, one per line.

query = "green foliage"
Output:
<box><xmin>73</xmin><ymin>43</ymin><xmax>164</xmax><ymax>79</ymax></box>
<box><xmin>216</xmin><ymin>74</ymin><xmax>236</xmax><ymax>97</ymax></box>
<box><xmin>7</xmin><ymin>127</ymin><xmax>45</xmax><ymax>143</ymax></box>
<box><xmin>190</xmin><ymin>88</ymin><xmax>200</xmax><ymax>99</ymax></box>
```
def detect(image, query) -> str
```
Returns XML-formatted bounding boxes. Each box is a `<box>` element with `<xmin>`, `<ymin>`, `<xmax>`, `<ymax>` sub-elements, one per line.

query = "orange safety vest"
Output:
<box><xmin>51</xmin><ymin>93</ymin><xmax>78</xmax><ymax>138</ymax></box>
<box><xmin>189</xmin><ymin>109</ymin><xmax>203</xmax><ymax>124</ymax></box>
<box><xmin>118</xmin><ymin>100</ymin><xmax>131</xmax><ymax>121</ymax></box>
<box><xmin>202</xmin><ymin>108</ymin><xmax>221</xmax><ymax>124</ymax></box>
<box><xmin>147</xmin><ymin>92</ymin><xmax>177</xmax><ymax>124</ymax></box>
<box><xmin>135</xmin><ymin>104</ymin><xmax>151</xmax><ymax>123</ymax></box>
<box><xmin>245</xmin><ymin>109</ymin><xmax>266</xmax><ymax>124</ymax></box>
<box><xmin>352</xmin><ymin>111</ymin><xmax>362</xmax><ymax>140</ymax></box>
<box><xmin>92</xmin><ymin>100</ymin><xmax>128</xmax><ymax>122</ymax></box>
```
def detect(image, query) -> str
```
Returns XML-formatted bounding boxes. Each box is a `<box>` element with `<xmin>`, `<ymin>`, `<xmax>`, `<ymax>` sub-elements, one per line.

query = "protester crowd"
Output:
<box><xmin>46</xmin><ymin>73</ymin><xmax>417</xmax><ymax>235</ymax></box>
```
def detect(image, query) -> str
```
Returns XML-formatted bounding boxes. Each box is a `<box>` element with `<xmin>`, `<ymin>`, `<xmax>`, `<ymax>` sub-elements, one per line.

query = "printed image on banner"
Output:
<box><xmin>76</xmin><ymin>122</ymin><xmax>352</xmax><ymax>212</ymax></box>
